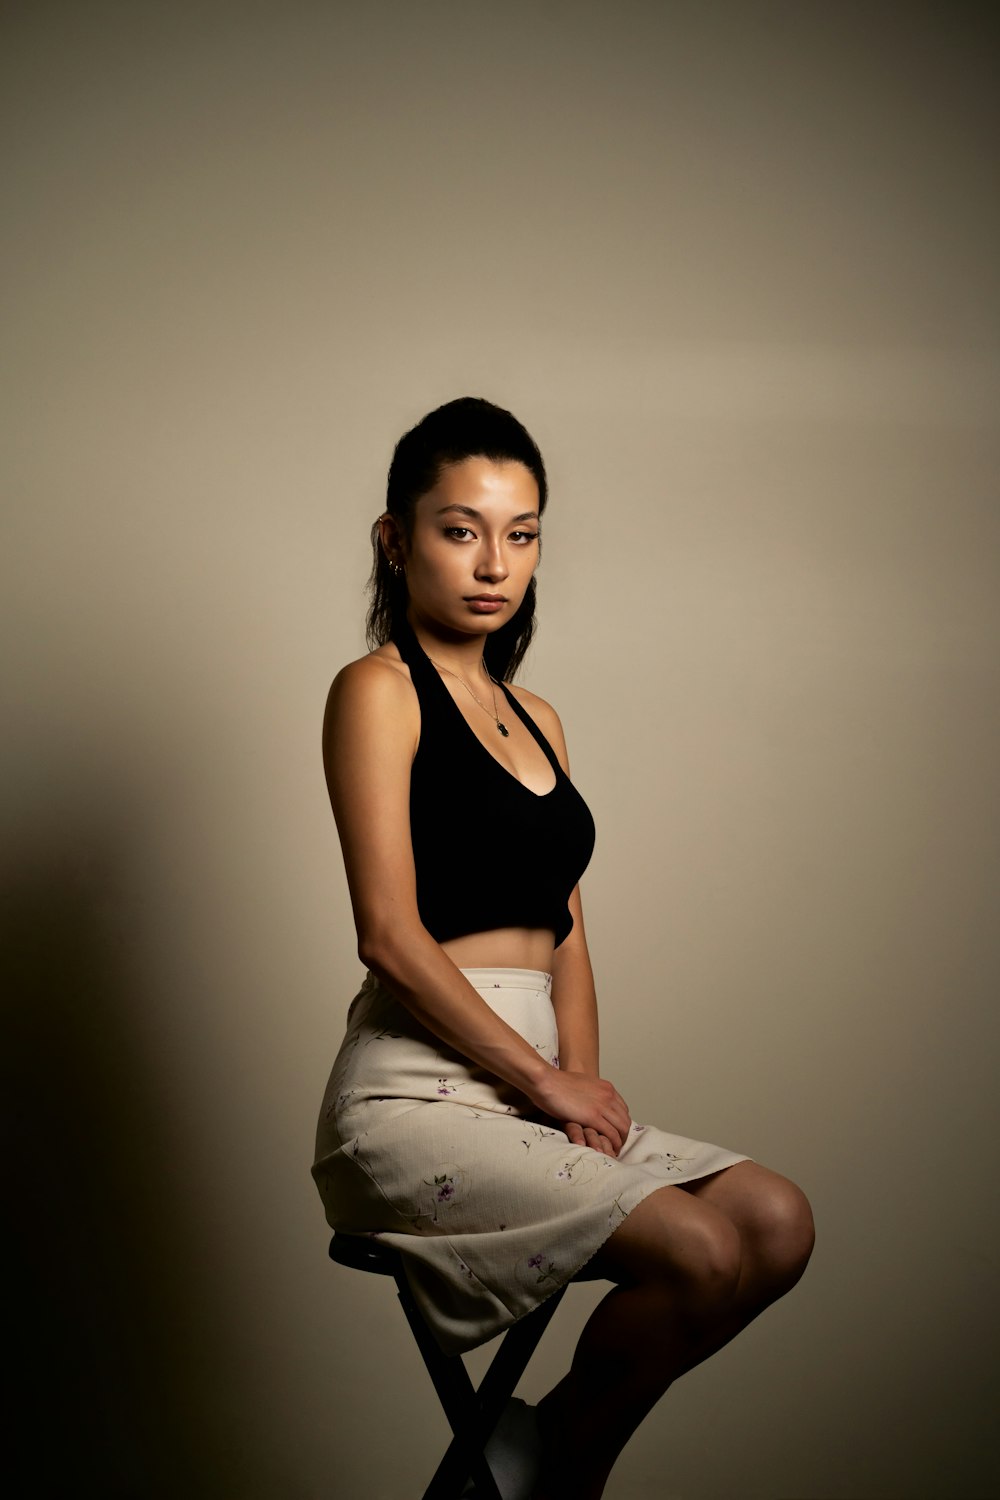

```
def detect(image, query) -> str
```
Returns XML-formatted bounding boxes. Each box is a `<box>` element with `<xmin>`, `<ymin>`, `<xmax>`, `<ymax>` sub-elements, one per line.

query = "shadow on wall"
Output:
<box><xmin>5</xmin><ymin>830</ymin><xmax>219</xmax><ymax>1496</ymax></box>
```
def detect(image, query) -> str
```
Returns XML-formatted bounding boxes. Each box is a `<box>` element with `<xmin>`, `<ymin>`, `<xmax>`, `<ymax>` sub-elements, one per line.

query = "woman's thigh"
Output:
<box><xmin>588</xmin><ymin>1162</ymin><xmax>814</xmax><ymax>1297</ymax></box>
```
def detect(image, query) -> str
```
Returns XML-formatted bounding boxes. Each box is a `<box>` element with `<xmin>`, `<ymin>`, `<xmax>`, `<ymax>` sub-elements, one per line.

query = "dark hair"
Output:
<box><xmin>365</xmin><ymin>397</ymin><xmax>548</xmax><ymax>681</ymax></box>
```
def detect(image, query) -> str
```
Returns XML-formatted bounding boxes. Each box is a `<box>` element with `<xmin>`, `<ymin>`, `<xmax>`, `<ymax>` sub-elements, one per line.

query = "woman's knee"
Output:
<box><xmin>751</xmin><ymin>1175</ymin><xmax>815</xmax><ymax>1282</ymax></box>
<box><xmin>601</xmin><ymin>1188</ymin><xmax>743</xmax><ymax>1309</ymax></box>
<box><xmin>682</xmin><ymin>1211</ymin><xmax>743</xmax><ymax>1310</ymax></box>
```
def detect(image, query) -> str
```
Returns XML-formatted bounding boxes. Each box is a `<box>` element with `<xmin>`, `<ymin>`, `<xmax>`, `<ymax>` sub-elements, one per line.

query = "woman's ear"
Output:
<box><xmin>377</xmin><ymin>512</ymin><xmax>405</xmax><ymax>569</ymax></box>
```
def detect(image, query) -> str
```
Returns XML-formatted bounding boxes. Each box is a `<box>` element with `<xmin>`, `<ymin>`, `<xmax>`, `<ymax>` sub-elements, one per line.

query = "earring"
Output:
<box><xmin>389</xmin><ymin>559</ymin><xmax>404</xmax><ymax>577</ymax></box>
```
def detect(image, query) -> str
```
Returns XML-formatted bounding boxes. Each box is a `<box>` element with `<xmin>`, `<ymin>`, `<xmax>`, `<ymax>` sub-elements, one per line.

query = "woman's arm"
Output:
<box><xmin>552</xmin><ymin>895</ymin><xmax>624</xmax><ymax>1155</ymax></box>
<box><xmin>511</xmin><ymin>688</ymin><xmax>627</xmax><ymax>1156</ymax></box>
<box><xmin>550</xmin><ymin>885</ymin><xmax>600</xmax><ymax>1076</ymax></box>
<box><xmin>323</xmin><ymin>657</ymin><xmax>631</xmax><ymax>1148</ymax></box>
<box><xmin>516</xmin><ymin>687</ymin><xmax>600</xmax><ymax>1076</ymax></box>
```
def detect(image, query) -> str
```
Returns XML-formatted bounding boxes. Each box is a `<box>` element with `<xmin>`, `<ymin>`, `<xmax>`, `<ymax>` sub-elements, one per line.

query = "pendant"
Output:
<box><xmin>497</xmin><ymin>721</ymin><xmax>509</xmax><ymax>737</ymax></box>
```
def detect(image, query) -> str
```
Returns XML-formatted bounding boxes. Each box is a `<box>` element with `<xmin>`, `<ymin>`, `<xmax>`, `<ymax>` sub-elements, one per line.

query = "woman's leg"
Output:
<box><xmin>678</xmin><ymin>1160</ymin><xmax>815</xmax><ymax>1308</ymax></box>
<box><xmin>532</xmin><ymin>1163</ymin><xmax>814</xmax><ymax>1500</ymax></box>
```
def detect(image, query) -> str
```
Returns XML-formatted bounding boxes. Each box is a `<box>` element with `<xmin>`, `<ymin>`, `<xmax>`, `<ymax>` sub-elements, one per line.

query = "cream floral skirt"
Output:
<box><xmin>312</xmin><ymin>967</ymin><xmax>749</xmax><ymax>1355</ymax></box>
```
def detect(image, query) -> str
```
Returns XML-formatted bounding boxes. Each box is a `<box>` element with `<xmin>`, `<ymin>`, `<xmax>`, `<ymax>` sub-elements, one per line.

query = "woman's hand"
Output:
<box><xmin>530</xmin><ymin>1069</ymin><xmax>632</xmax><ymax>1157</ymax></box>
<box><xmin>563</xmin><ymin>1121</ymin><xmax>627</xmax><ymax>1157</ymax></box>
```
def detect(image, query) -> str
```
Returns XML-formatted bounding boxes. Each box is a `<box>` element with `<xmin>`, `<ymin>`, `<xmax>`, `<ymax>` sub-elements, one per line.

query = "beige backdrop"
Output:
<box><xmin>3</xmin><ymin>2</ymin><xmax>998</xmax><ymax>1497</ymax></box>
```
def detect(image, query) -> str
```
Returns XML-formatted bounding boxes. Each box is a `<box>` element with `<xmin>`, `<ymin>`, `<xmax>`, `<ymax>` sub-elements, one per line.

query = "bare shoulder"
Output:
<box><xmin>505</xmin><ymin>680</ymin><xmax>570</xmax><ymax>764</ymax></box>
<box><xmin>324</xmin><ymin>645</ymin><xmax>417</xmax><ymax>745</ymax></box>
<box><xmin>331</xmin><ymin>641</ymin><xmax>410</xmax><ymax>690</ymax></box>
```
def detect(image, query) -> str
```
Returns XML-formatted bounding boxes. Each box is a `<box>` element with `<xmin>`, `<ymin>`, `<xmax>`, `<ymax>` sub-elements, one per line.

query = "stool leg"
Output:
<box><xmin>392</xmin><ymin>1270</ymin><xmax>566</xmax><ymax>1500</ymax></box>
<box><xmin>432</xmin><ymin>1295</ymin><xmax>567</xmax><ymax>1500</ymax></box>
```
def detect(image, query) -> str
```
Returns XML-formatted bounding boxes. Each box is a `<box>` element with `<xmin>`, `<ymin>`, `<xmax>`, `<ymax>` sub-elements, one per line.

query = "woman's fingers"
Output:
<box><xmin>594</xmin><ymin>1083</ymin><xmax>629</xmax><ymax>1142</ymax></box>
<box><xmin>584</xmin><ymin>1125</ymin><xmax>618</xmax><ymax>1157</ymax></box>
<box><xmin>566</xmin><ymin>1121</ymin><xmax>617</xmax><ymax>1156</ymax></box>
<box><xmin>600</xmin><ymin>1096</ymin><xmax>628</xmax><ymax>1152</ymax></box>
<box><xmin>609</xmin><ymin>1097</ymin><xmax>631</xmax><ymax>1144</ymax></box>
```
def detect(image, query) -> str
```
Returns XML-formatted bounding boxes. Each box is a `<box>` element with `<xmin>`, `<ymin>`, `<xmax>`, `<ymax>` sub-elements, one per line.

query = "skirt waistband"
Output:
<box><xmin>458</xmin><ymin>966</ymin><xmax>552</xmax><ymax>994</ymax></box>
<box><xmin>363</xmin><ymin>966</ymin><xmax>552</xmax><ymax>997</ymax></box>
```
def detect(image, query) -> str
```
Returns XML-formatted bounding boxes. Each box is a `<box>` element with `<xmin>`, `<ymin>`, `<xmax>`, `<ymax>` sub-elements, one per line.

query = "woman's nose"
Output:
<box><xmin>475</xmin><ymin>542</ymin><xmax>509</xmax><ymax>582</ymax></box>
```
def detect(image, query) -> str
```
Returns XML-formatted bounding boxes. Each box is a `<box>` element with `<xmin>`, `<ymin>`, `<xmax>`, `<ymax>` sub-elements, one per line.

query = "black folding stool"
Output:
<box><xmin>329</xmin><ymin>1232</ymin><xmax>604</xmax><ymax>1500</ymax></box>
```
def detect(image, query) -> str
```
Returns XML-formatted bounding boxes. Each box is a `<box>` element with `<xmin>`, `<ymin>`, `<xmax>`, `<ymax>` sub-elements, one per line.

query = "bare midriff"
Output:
<box><xmin>440</xmin><ymin>926</ymin><xmax>557</xmax><ymax>974</ymax></box>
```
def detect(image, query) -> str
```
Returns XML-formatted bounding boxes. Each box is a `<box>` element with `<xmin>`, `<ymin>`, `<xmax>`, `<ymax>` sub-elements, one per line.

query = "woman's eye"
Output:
<box><xmin>442</xmin><ymin>526</ymin><xmax>538</xmax><ymax>543</ymax></box>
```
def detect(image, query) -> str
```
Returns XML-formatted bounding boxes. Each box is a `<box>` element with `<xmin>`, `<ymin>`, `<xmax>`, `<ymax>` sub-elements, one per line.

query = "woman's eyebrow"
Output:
<box><xmin>435</xmin><ymin>503</ymin><xmax>540</xmax><ymax>523</ymax></box>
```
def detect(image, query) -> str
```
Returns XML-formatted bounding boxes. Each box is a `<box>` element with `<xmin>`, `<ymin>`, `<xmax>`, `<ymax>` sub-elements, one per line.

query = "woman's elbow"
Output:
<box><xmin>356</xmin><ymin>928</ymin><xmax>390</xmax><ymax>971</ymax></box>
<box><xmin>356</xmin><ymin>914</ymin><xmax>426</xmax><ymax>975</ymax></box>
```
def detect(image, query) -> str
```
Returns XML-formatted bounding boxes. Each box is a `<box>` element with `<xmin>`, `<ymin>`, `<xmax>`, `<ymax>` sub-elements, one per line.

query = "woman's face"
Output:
<box><xmin>394</xmin><ymin>456</ymin><xmax>541</xmax><ymax>638</ymax></box>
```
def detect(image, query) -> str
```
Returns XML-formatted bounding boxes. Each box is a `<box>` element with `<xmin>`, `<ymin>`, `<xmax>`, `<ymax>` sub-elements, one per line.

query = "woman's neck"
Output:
<box><xmin>405</xmin><ymin>610</ymin><xmax>494</xmax><ymax>682</ymax></box>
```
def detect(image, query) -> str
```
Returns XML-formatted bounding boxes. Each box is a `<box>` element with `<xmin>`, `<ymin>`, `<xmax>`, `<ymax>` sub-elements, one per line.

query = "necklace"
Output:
<box><xmin>429</xmin><ymin>655</ymin><xmax>510</xmax><ymax>736</ymax></box>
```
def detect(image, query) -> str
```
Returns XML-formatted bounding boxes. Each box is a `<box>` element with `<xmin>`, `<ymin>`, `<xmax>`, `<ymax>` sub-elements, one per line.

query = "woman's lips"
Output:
<box><xmin>465</xmin><ymin>598</ymin><xmax>505</xmax><ymax>613</ymax></box>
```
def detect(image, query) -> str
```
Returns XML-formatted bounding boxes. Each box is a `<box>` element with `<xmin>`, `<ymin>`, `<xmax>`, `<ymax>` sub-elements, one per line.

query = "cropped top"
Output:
<box><xmin>393</xmin><ymin>618</ymin><xmax>596</xmax><ymax>947</ymax></box>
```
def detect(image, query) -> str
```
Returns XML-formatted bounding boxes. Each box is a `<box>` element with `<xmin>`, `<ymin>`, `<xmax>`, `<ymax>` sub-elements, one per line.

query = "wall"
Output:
<box><xmin>3</xmin><ymin>2</ymin><xmax>998</xmax><ymax>1496</ymax></box>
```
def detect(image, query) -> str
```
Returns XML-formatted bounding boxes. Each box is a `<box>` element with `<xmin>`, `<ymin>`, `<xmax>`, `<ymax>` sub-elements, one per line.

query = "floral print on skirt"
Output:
<box><xmin>312</xmin><ymin>967</ymin><xmax>749</xmax><ymax>1355</ymax></box>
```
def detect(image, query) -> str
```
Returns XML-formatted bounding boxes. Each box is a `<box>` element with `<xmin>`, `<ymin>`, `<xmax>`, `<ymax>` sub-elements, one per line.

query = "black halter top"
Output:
<box><xmin>392</xmin><ymin>618</ymin><xmax>596</xmax><ymax>947</ymax></box>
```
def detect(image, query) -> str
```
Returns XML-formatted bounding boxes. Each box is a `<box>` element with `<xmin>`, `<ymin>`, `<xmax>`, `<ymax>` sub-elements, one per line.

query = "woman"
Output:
<box><xmin>313</xmin><ymin>397</ymin><xmax>814</xmax><ymax>1500</ymax></box>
